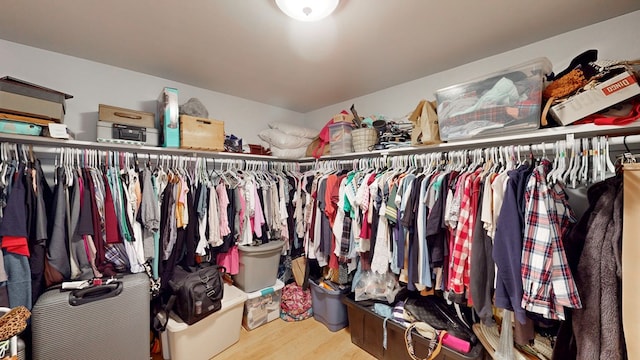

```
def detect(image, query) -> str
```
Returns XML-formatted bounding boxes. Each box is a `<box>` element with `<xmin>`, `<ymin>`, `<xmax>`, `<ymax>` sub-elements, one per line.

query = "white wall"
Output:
<box><xmin>304</xmin><ymin>10</ymin><xmax>640</xmax><ymax>130</ymax></box>
<box><xmin>0</xmin><ymin>40</ymin><xmax>304</xmax><ymax>144</ymax></box>
<box><xmin>3</xmin><ymin>10</ymin><xmax>640</xmax><ymax>143</ymax></box>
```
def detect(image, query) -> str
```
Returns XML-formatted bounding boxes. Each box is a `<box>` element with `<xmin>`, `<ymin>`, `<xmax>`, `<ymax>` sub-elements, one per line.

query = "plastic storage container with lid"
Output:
<box><xmin>161</xmin><ymin>283</ymin><xmax>247</xmax><ymax>360</ymax></box>
<box><xmin>329</xmin><ymin>122</ymin><xmax>353</xmax><ymax>155</ymax></box>
<box><xmin>435</xmin><ymin>57</ymin><xmax>552</xmax><ymax>141</ymax></box>
<box><xmin>233</xmin><ymin>240</ymin><xmax>285</xmax><ymax>293</ymax></box>
<box><xmin>242</xmin><ymin>279</ymin><xmax>285</xmax><ymax>330</ymax></box>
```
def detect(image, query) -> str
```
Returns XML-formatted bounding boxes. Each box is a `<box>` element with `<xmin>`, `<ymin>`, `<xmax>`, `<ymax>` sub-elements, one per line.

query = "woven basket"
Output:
<box><xmin>352</xmin><ymin>128</ymin><xmax>378</xmax><ymax>152</ymax></box>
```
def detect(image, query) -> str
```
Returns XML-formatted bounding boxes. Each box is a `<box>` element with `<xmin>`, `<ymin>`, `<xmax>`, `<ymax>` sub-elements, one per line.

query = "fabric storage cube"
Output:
<box><xmin>435</xmin><ymin>57</ymin><xmax>552</xmax><ymax>141</ymax></box>
<box><xmin>243</xmin><ymin>279</ymin><xmax>285</xmax><ymax>330</ymax></box>
<box><xmin>309</xmin><ymin>279</ymin><xmax>349</xmax><ymax>332</ymax></box>
<box><xmin>161</xmin><ymin>284</ymin><xmax>247</xmax><ymax>360</ymax></box>
<box><xmin>233</xmin><ymin>240</ymin><xmax>285</xmax><ymax>293</ymax></box>
<box><xmin>329</xmin><ymin>122</ymin><xmax>353</xmax><ymax>154</ymax></box>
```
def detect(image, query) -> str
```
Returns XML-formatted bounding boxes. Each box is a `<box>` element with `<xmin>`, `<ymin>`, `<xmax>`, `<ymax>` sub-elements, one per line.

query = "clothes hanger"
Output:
<box><xmin>601</xmin><ymin>136</ymin><xmax>616</xmax><ymax>178</ymax></box>
<box><xmin>562</xmin><ymin>141</ymin><xmax>574</xmax><ymax>185</ymax></box>
<box><xmin>590</xmin><ymin>137</ymin><xmax>598</xmax><ymax>184</ymax></box>
<box><xmin>579</xmin><ymin>138</ymin><xmax>589</xmax><ymax>185</ymax></box>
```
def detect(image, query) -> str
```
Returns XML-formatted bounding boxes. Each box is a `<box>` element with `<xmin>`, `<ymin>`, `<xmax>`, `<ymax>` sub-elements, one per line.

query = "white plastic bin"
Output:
<box><xmin>161</xmin><ymin>284</ymin><xmax>247</xmax><ymax>360</ymax></box>
<box><xmin>243</xmin><ymin>279</ymin><xmax>285</xmax><ymax>330</ymax></box>
<box><xmin>233</xmin><ymin>240</ymin><xmax>285</xmax><ymax>293</ymax></box>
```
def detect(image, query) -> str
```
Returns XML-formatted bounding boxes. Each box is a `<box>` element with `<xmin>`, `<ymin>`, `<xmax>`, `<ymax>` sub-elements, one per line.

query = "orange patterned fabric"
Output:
<box><xmin>543</xmin><ymin>68</ymin><xmax>588</xmax><ymax>99</ymax></box>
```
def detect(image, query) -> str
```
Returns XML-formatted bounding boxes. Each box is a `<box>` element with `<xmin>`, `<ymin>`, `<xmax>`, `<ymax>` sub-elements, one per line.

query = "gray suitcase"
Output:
<box><xmin>31</xmin><ymin>273</ymin><xmax>150</xmax><ymax>360</ymax></box>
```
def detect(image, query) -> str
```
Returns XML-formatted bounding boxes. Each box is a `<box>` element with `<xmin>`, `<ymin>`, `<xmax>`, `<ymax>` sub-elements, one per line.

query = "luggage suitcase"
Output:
<box><xmin>31</xmin><ymin>273</ymin><xmax>150</xmax><ymax>360</ymax></box>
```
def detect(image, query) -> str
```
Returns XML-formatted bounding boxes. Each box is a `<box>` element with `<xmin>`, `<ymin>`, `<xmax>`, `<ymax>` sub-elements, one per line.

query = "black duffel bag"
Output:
<box><xmin>169</xmin><ymin>264</ymin><xmax>226</xmax><ymax>325</ymax></box>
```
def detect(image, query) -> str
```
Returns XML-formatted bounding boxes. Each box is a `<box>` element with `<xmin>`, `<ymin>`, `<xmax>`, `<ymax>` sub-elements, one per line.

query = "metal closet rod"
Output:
<box><xmin>299</xmin><ymin>133</ymin><xmax>640</xmax><ymax>168</ymax></box>
<box><xmin>26</xmin><ymin>145</ymin><xmax>299</xmax><ymax>167</ymax></box>
<box><xmin>11</xmin><ymin>145</ymin><xmax>301</xmax><ymax>172</ymax></box>
<box><xmin>1</xmin><ymin>131</ymin><xmax>639</xmax><ymax>167</ymax></box>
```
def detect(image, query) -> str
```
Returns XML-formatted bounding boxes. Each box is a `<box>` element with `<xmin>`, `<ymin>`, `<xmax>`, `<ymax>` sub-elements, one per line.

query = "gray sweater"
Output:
<box><xmin>572</xmin><ymin>177</ymin><xmax>626</xmax><ymax>360</ymax></box>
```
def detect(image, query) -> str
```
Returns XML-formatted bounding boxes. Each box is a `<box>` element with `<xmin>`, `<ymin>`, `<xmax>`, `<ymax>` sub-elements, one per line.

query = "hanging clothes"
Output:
<box><xmin>553</xmin><ymin>174</ymin><xmax>625</xmax><ymax>360</ymax></box>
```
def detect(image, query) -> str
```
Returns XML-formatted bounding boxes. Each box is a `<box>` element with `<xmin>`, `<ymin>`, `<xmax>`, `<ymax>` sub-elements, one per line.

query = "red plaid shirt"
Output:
<box><xmin>521</xmin><ymin>161</ymin><xmax>581</xmax><ymax>320</ymax></box>
<box><xmin>448</xmin><ymin>168</ymin><xmax>482</xmax><ymax>300</ymax></box>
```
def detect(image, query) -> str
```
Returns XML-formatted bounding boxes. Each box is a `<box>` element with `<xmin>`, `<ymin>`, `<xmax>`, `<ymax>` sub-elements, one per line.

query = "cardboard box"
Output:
<box><xmin>550</xmin><ymin>70</ymin><xmax>640</xmax><ymax>125</ymax></box>
<box><xmin>0</xmin><ymin>90</ymin><xmax>64</xmax><ymax>122</ymax></box>
<box><xmin>99</xmin><ymin>104</ymin><xmax>155</xmax><ymax>128</ymax></box>
<box><xmin>0</xmin><ymin>76</ymin><xmax>72</xmax><ymax>114</ymax></box>
<box><xmin>179</xmin><ymin>114</ymin><xmax>224</xmax><ymax>151</ymax></box>
<box><xmin>157</xmin><ymin>87</ymin><xmax>180</xmax><ymax>148</ymax></box>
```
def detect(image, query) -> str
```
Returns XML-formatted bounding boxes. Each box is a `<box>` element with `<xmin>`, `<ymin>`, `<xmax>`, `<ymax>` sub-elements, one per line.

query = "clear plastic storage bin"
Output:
<box><xmin>242</xmin><ymin>279</ymin><xmax>284</xmax><ymax>330</ymax></box>
<box><xmin>435</xmin><ymin>57</ymin><xmax>552</xmax><ymax>141</ymax></box>
<box><xmin>329</xmin><ymin>122</ymin><xmax>353</xmax><ymax>155</ymax></box>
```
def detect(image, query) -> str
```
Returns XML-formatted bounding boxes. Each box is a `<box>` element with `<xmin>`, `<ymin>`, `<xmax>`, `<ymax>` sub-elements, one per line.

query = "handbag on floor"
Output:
<box><xmin>404</xmin><ymin>296</ymin><xmax>477</xmax><ymax>345</ymax></box>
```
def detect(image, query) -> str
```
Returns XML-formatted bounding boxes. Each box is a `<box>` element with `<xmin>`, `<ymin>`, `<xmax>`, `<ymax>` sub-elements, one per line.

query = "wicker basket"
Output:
<box><xmin>351</xmin><ymin>127</ymin><xmax>378</xmax><ymax>152</ymax></box>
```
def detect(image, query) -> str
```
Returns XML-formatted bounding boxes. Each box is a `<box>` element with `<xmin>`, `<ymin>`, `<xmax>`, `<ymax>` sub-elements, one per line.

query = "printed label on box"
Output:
<box><xmin>602</xmin><ymin>74</ymin><xmax>637</xmax><ymax>96</ymax></box>
<box><xmin>550</xmin><ymin>70</ymin><xmax>640</xmax><ymax>126</ymax></box>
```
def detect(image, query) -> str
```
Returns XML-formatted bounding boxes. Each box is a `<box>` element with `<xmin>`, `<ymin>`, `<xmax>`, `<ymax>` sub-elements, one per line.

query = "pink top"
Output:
<box><xmin>217</xmin><ymin>183</ymin><xmax>230</xmax><ymax>237</ymax></box>
<box><xmin>216</xmin><ymin>245</ymin><xmax>239</xmax><ymax>275</ymax></box>
<box><xmin>250</xmin><ymin>187</ymin><xmax>265</xmax><ymax>238</ymax></box>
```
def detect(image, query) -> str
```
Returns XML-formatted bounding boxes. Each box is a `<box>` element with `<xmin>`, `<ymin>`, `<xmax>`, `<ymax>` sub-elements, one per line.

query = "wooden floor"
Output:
<box><xmin>152</xmin><ymin>316</ymin><xmax>376</xmax><ymax>360</ymax></box>
<box><xmin>211</xmin><ymin>317</ymin><xmax>376</xmax><ymax>360</ymax></box>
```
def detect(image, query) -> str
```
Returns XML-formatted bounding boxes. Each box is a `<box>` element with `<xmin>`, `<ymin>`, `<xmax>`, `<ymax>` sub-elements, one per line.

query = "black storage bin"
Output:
<box><xmin>343</xmin><ymin>294</ymin><xmax>486</xmax><ymax>360</ymax></box>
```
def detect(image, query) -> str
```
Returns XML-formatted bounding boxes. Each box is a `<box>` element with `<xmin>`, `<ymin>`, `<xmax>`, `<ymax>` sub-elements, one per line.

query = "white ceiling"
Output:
<box><xmin>1</xmin><ymin>1</ymin><xmax>639</xmax><ymax>113</ymax></box>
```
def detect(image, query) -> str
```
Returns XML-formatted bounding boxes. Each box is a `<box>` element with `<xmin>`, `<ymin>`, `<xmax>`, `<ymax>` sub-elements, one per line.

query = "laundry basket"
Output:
<box><xmin>352</xmin><ymin>128</ymin><xmax>378</xmax><ymax>152</ymax></box>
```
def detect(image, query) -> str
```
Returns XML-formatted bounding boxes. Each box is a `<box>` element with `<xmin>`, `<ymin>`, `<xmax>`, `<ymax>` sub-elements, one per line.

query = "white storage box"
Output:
<box><xmin>233</xmin><ymin>240</ymin><xmax>285</xmax><ymax>293</ymax></box>
<box><xmin>550</xmin><ymin>69</ymin><xmax>640</xmax><ymax>125</ymax></box>
<box><xmin>243</xmin><ymin>279</ymin><xmax>284</xmax><ymax>331</ymax></box>
<box><xmin>435</xmin><ymin>57</ymin><xmax>552</xmax><ymax>141</ymax></box>
<box><xmin>161</xmin><ymin>284</ymin><xmax>247</xmax><ymax>360</ymax></box>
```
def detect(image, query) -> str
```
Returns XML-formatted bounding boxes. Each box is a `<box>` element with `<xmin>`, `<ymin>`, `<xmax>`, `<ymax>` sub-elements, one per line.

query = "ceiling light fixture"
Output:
<box><xmin>275</xmin><ymin>0</ymin><xmax>339</xmax><ymax>22</ymax></box>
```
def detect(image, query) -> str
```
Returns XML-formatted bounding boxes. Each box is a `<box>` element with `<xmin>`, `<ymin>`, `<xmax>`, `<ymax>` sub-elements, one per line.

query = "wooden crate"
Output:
<box><xmin>179</xmin><ymin>114</ymin><xmax>224</xmax><ymax>151</ymax></box>
<box><xmin>98</xmin><ymin>104</ymin><xmax>155</xmax><ymax>128</ymax></box>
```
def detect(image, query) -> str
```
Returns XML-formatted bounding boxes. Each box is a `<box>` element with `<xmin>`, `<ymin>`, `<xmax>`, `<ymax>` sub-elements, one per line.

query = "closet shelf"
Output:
<box><xmin>301</xmin><ymin>122</ymin><xmax>640</xmax><ymax>162</ymax></box>
<box><xmin>0</xmin><ymin>132</ymin><xmax>298</xmax><ymax>162</ymax></box>
<box><xmin>1</xmin><ymin>122</ymin><xmax>639</xmax><ymax>164</ymax></box>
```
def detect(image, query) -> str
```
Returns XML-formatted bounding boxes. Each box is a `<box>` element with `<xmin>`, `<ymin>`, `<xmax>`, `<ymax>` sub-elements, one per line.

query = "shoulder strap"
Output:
<box><xmin>152</xmin><ymin>294</ymin><xmax>176</xmax><ymax>333</ymax></box>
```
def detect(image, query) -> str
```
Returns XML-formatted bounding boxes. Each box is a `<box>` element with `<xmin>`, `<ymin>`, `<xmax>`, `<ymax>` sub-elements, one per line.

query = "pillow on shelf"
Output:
<box><xmin>269</xmin><ymin>122</ymin><xmax>318</xmax><ymax>139</ymax></box>
<box><xmin>269</xmin><ymin>145</ymin><xmax>307</xmax><ymax>159</ymax></box>
<box><xmin>259</xmin><ymin>128</ymin><xmax>313</xmax><ymax>149</ymax></box>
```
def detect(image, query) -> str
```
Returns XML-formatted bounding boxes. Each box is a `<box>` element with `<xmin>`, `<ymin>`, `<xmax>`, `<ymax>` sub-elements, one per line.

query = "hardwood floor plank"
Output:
<box><xmin>211</xmin><ymin>317</ymin><xmax>376</xmax><ymax>360</ymax></box>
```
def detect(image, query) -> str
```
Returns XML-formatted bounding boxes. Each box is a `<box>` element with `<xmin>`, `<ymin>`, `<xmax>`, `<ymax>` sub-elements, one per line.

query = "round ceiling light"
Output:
<box><xmin>275</xmin><ymin>0</ymin><xmax>339</xmax><ymax>22</ymax></box>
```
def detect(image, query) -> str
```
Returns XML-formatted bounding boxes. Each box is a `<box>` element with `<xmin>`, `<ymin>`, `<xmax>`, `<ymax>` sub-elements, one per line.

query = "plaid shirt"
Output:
<box><xmin>441</xmin><ymin>99</ymin><xmax>540</xmax><ymax>129</ymax></box>
<box><xmin>448</xmin><ymin>168</ymin><xmax>482</xmax><ymax>298</ymax></box>
<box><xmin>521</xmin><ymin>161</ymin><xmax>581</xmax><ymax>320</ymax></box>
